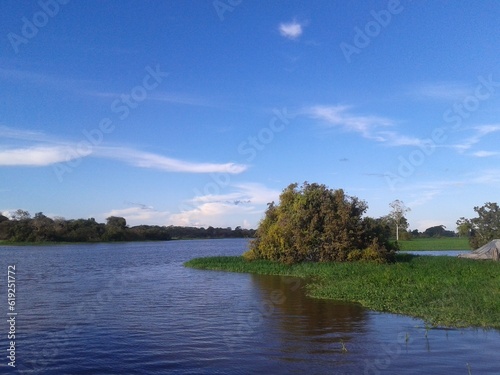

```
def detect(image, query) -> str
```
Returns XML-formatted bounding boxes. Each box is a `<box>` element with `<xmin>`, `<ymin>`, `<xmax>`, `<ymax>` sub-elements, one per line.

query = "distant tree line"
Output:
<box><xmin>409</xmin><ymin>225</ymin><xmax>458</xmax><ymax>239</ymax></box>
<box><xmin>0</xmin><ymin>210</ymin><xmax>255</xmax><ymax>243</ymax></box>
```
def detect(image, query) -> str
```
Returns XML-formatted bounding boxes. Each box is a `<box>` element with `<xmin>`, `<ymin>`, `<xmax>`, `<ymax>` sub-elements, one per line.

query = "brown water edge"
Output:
<box><xmin>242</xmin><ymin>272</ymin><xmax>500</xmax><ymax>374</ymax></box>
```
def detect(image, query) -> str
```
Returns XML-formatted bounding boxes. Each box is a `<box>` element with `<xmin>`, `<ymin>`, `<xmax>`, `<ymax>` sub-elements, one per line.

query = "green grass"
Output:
<box><xmin>397</xmin><ymin>237</ymin><xmax>471</xmax><ymax>251</ymax></box>
<box><xmin>185</xmin><ymin>254</ymin><xmax>500</xmax><ymax>329</ymax></box>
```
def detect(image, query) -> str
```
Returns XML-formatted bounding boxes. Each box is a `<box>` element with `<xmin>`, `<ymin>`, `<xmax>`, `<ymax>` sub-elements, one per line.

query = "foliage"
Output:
<box><xmin>246</xmin><ymin>182</ymin><xmax>396</xmax><ymax>264</ymax></box>
<box><xmin>457</xmin><ymin>202</ymin><xmax>500</xmax><ymax>248</ymax></box>
<box><xmin>0</xmin><ymin>210</ymin><xmax>256</xmax><ymax>243</ymax></box>
<box><xmin>185</xmin><ymin>254</ymin><xmax>500</xmax><ymax>329</ymax></box>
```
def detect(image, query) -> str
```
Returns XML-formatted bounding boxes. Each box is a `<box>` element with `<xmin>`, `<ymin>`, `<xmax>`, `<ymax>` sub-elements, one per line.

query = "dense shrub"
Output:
<box><xmin>245</xmin><ymin>182</ymin><xmax>397</xmax><ymax>264</ymax></box>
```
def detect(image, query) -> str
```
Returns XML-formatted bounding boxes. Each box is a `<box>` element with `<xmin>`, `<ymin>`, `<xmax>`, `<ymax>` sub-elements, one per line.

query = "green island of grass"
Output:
<box><xmin>185</xmin><ymin>254</ymin><xmax>500</xmax><ymax>329</ymax></box>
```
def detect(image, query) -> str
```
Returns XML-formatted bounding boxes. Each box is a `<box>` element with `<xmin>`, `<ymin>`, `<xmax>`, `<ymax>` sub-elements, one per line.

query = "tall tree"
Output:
<box><xmin>457</xmin><ymin>202</ymin><xmax>500</xmax><ymax>248</ymax></box>
<box><xmin>389</xmin><ymin>200</ymin><xmax>410</xmax><ymax>241</ymax></box>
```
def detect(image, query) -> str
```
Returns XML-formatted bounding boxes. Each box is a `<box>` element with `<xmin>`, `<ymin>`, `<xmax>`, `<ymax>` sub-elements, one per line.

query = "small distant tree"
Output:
<box><xmin>389</xmin><ymin>200</ymin><xmax>410</xmax><ymax>241</ymax></box>
<box><xmin>457</xmin><ymin>202</ymin><xmax>500</xmax><ymax>248</ymax></box>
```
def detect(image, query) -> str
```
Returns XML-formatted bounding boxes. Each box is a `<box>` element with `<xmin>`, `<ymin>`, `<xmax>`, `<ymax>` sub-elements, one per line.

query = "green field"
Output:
<box><xmin>185</xmin><ymin>253</ymin><xmax>500</xmax><ymax>329</ymax></box>
<box><xmin>397</xmin><ymin>237</ymin><xmax>471</xmax><ymax>251</ymax></box>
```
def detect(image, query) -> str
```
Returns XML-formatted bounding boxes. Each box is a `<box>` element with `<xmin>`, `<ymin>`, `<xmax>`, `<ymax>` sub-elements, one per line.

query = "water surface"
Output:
<box><xmin>1</xmin><ymin>239</ymin><xmax>499</xmax><ymax>374</ymax></box>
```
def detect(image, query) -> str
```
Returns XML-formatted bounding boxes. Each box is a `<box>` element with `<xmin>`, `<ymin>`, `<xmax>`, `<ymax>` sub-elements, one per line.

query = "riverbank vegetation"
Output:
<box><xmin>0</xmin><ymin>210</ymin><xmax>255</xmax><ymax>244</ymax></box>
<box><xmin>185</xmin><ymin>254</ymin><xmax>500</xmax><ymax>329</ymax></box>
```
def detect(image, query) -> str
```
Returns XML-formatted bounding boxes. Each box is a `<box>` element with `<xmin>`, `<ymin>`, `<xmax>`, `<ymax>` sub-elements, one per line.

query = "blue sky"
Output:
<box><xmin>1</xmin><ymin>0</ymin><xmax>499</xmax><ymax>231</ymax></box>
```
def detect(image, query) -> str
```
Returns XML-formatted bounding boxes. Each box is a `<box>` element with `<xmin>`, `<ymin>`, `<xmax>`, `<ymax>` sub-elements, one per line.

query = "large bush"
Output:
<box><xmin>245</xmin><ymin>182</ymin><xmax>396</xmax><ymax>264</ymax></box>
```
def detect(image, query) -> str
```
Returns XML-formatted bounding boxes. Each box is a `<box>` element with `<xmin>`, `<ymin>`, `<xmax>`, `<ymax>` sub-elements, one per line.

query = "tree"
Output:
<box><xmin>457</xmin><ymin>202</ymin><xmax>500</xmax><ymax>248</ymax></box>
<box><xmin>456</xmin><ymin>217</ymin><xmax>472</xmax><ymax>238</ymax></box>
<box><xmin>32</xmin><ymin>212</ymin><xmax>55</xmax><ymax>241</ymax></box>
<box><xmin>423</xmin><ymin>225</ymin><xmax>456</xmax><ymax>238</ymax></box>
<box><xmin>104</xmin><ymin>216</ymin><xmax>127</xmax><ymax>241</ymax></box>
<box><xmin>389</xmin><ymin>200</ymin><xmax>410</xmax><ymax>241</ymax></box>
<box><xmin>12</xmin><ymin>209</ymin><xmax>31</xmax><ymax>221</ymax></box>
<box><xmin>245</xmin><ymin>182</ymin><xmax>396</xmax><ymax>264</ymax></box>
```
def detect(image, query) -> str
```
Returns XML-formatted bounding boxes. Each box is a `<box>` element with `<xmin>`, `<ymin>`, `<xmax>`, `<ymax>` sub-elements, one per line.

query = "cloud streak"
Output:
<box><xmin>0</xmin><ymin>126</ymin><xmax>247</xmax><ymax>174</ymax></box>
<box><xmin>451</xmin><ymin>124</ymin><xmax>500</xmax><ymax>153</ymax></box>
<box><xmin>305</xmin><ymin>105</ymin><xmax>394</xmax><ymax>140</ymax></box>
<box><xmin>410</xmin><ymin>81</ymin><xmax>472</xmax><ymax>101</ymax></box>
<box><xmin>0</xmin><ymin>146</ymin><xmax>87</xmax><ymax>166</ymax></box>
<box><xmin>94</xmin><ymin>147</ymin><xmax>247</xmax><ymax>174</ymax></box>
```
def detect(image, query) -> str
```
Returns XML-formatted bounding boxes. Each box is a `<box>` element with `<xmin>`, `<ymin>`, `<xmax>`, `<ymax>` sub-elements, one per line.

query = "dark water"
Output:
<box><xmin>1</xmin><ymin>239</ymin><xmax>499</xmax><ymax>374</ymax></box>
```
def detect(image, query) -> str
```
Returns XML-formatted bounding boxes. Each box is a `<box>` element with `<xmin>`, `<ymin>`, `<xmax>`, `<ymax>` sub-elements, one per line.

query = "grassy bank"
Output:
<box><xmin>185</xmin><ymin>254</ymin><xmax>500</xmax><ymax>329</ymax></box>
<box><xmin>398</xmin><ymin>237</ymin><xmax>471</xmax><ymax>251</ymax></box>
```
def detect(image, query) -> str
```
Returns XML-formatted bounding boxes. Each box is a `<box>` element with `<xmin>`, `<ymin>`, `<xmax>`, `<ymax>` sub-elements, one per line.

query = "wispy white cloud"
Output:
<box><xmin>94</xmin><ymin>147</ymin><xmax>247</xmax><ymax>174</ymax></box>
<box><xmin>305</xmin><ymin>105</ymin><xmax>394</xmax><ymax>140</ymax></box>
<box><xmin>451</xmin><ymin>124</ymin><xmax>500</xmax><ymax>153</ymax></box>
<box><xmin>0</xmin><ymin>126</ymin><xmax>247</xmax><ymax>174</ymax></box>
<box><xmin>84</xmin><ymin>90</ymin><xmax>214</xmax><ymax>108</ymax></box>
<box><xmin>410</xmin><ymin>81</ymin><xmax>472</xmax><ymax>101</ymax></box>
<box><xmin>472</xmin><ymin>150</ymin><xmax>499</xmax><ymax>158</ymax></box>
<box><xmin>0</xmin><ymin>125</ymin><xmax>58</xmax><ymax>143</ymax></box>
<box><xmin>279</xmin><ymin>20</ymin><xmax>304</xmax><ymax>40</ymax></box>
<box><xmin>0</xmin><ymin>146</ymin><xmax>87</xmax><ymax>166</ymax></box>
<box><xmin>375</xmin><ymin>131</ymin><xmax>427</xmax><ymax>147</ymax></box>
<box><xmin>407</xmin><ymin>189</ymin><xmax>442</xmax><ymax>208</ymax></box>
<box><xmin>468</xmin><ymin>169</ymin><xmax>500</xmax><ymax>185</ymax></box>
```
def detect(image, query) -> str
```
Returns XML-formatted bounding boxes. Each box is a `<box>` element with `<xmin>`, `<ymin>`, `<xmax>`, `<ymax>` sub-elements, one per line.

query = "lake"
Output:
<box><xmin>1</xmin><ymin>239</ymin><xmax>499</xmax><ymax>374</ymax></box>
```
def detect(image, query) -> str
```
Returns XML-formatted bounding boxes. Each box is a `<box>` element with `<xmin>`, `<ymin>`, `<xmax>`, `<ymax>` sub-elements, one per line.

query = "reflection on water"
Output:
<box><xmin>250</xmin><ymin>273</ymin><xmax>367</xmax><ymax>340</ymax></box>
<box><xmin>0</xmin><ymin>239</ymin><xmax>499</xmax><ymax>374</ymax></box>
